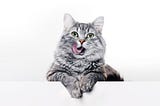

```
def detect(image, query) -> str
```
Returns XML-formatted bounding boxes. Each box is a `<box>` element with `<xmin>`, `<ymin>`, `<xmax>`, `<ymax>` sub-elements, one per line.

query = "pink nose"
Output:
<box><xmin>79</xmin><ymin>39</ymin><xmax>85</xmax><ymax>44</ymax></box>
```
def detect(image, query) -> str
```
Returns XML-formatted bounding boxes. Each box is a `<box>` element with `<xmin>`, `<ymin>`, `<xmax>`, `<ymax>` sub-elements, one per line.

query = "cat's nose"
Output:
<box><xmin>79</xmin><ymin>39</ymin><xmax>85</xmax><ymax>44</ymax></box>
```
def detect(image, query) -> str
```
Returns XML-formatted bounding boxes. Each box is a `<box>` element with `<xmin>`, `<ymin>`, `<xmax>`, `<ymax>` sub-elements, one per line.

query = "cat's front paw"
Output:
<box><xmin>66</xmin><ymin>80</ymin><xmax>82</xmax><ymax>98</ymax></box>
<box><xmin>70</xmin><ymin>87</ymin><xmax>82</xmax><ymax>98</ymax></box>
<box><xmin>69</xmin><ymin>81</ymin><xmax>82</xmax><ymax>98</ymax></box>
<box><xmin>80</xmin><ymin>82</ymin><xmax>93</xmax><ymax>92</ymax></box>
<box><xmin>80</xmin><ymin>77</ymin><xmax>95</xmax><ymax>92</ymax></box>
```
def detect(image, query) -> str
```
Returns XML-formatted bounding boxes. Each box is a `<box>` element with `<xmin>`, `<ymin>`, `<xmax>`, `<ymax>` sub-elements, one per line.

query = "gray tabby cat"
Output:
<box><xmin>47</xmin><ymin>14</ymin><xmax>123</xmax><ymax>98</ymax></box>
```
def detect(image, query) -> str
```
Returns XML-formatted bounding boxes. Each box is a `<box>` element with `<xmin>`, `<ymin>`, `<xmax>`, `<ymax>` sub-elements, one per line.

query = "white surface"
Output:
<box><xmin>0</xmin><ymin>82</ymin><xmax>159</xmax><ymax>106</ymax></box>
<box><xmin>0</xmin><ymin>0</ymin><xmax>160</xmax><ymax>81</ymax></box>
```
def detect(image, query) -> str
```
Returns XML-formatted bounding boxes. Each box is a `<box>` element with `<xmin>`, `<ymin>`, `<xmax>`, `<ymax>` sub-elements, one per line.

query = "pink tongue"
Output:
<box><xmin>72</xmin><ymin>43</ymin><xmax>83</xmax><ymax>54</ymax></box>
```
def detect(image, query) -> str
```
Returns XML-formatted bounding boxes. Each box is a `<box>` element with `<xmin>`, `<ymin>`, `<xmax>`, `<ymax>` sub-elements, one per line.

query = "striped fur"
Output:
<box><xmin>47</xmin><ymin>14</ymin><xmax>123</xmax><ymax>98</ymax></box>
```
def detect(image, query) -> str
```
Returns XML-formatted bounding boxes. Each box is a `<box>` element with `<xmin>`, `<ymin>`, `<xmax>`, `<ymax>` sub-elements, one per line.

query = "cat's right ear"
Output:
<box><xmin>92</xmin><ymin>16</ymin><xmax>104</xmax><ymax>32</ymax></box>
<box><xmin>63</xmin><ymin>13</ymin><xmax>75</xmax><ymax>31</ymax></box>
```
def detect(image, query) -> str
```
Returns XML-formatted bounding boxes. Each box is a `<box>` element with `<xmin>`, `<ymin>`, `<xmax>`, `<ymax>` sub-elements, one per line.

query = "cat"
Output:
<box><xmin>46</xmin><ymin>13</ymin><xmax>123</xmax><ymax>98</ymax></box>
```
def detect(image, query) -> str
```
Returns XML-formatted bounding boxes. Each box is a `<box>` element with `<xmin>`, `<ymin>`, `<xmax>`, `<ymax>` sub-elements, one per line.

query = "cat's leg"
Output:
<box><xmin>62</xmin><ymin>75</ymin><xmax>82</xmax><ymax>98</ymax></box>
<box><xmin>47</xmin><ymin>70</ymin><xmax>82</xmax><ymax>98</ymax></box>
<box><xmin>79</xmin><ymin>65</ymin><xmax>124</xmax><ymax>93</ymax></box>
<box><xmin>80</xmin><ymin>72</ymin><xmax>105</xmax><ymax>92</ymax></box>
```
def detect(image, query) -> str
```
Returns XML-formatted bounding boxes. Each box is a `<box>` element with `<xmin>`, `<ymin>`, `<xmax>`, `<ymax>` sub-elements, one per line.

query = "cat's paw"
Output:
<box><xmin>80</xmin><ymin>78</ymin><xmax>95</xmax><ymax>92</ymax></box>
<box><xmin>67</xmin><ymin>80</ymin><xmax>82</xmax><ymax>98</ymax></box>
<box><xmin>70</xmin><ymin>87</ymin><xmax>82</xmax><ymax>98</ymax></box>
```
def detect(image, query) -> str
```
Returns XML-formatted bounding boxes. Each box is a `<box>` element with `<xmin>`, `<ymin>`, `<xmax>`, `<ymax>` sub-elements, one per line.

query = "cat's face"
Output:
<box><xmin>69</xmin><ymin>23</ymin><xmax>97</xmax><ymax>55</ymax></box>
<box><xmin>59</xmin><ymin>14</ymin><xmax>106</xmax><ymax>60</ymax></box>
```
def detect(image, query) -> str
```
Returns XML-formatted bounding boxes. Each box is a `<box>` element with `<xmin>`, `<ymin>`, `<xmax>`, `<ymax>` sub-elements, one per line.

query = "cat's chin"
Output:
<box><xmin>73</xmin><ymin>51</ymin><xmax>86</xmax><ymax>58</ymax></box>
<box><xmin>73</xmin><ymin>52</ymin><xmax>85</xmax><ymax>57</ymax></box>
<box><xmin>74</xmin><ymin>54</ymin><xmax>85</xmax><ymax>59</ymax></box>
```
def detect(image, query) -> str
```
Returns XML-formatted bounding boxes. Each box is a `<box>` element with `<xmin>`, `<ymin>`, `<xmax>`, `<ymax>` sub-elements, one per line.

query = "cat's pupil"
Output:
<box><xmin>89</xmin><ymin>34</ymin><xmax>92</xmax><ymax>37</ymax></box>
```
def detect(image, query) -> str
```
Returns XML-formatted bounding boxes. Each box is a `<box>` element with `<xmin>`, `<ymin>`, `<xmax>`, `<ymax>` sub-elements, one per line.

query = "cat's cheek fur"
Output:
<box><xmin>76</xmin><ymin>40</ymin><xmax>81</xmax><ymax>48</ymax></box>
<box><xmin>85</xmin><ymin>51</ymin><xmax>104</xmax><ymax>61</ymax></box>
<box><xmin>81</xmin><ymin>41</ymin><xmax>88</xmax><ymax>49</ymax></box>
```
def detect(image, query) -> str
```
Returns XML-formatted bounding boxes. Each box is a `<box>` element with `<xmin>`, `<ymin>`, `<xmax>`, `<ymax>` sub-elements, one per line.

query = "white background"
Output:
<box><xmin>0</xmin><ymin>0</ymin><xmax>160</xmax><ymax>81</ymax></box>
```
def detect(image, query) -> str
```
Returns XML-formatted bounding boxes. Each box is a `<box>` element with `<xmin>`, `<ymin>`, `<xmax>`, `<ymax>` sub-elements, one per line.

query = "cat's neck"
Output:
<box><xmin>55</xmin><ymin>55</ymin><xmax>105</xmax><ymax>73</ymax></box>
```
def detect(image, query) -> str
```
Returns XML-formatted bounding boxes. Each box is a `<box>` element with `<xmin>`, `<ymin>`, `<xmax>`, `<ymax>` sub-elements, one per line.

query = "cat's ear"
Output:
<box><xmin>92</xmin><ymin>16</ymin><xmax>104</xmax><ymax>32</ymax></box>
<box><xmin>63</xmin><ymin>13</ymin><xmax>75</xmax><ymax>31</ymax></box>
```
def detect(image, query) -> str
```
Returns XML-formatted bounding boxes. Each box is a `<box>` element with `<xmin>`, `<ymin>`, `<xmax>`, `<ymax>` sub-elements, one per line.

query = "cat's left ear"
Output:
<box><xmin>64</xmin><ymin>13</ymin><xmax>75</xmax><ymax>31</ymax></box>
<box><xmin>92</xmin><ymin>16</ymin><xmax>104</xmax><ymax>32</ymax></box>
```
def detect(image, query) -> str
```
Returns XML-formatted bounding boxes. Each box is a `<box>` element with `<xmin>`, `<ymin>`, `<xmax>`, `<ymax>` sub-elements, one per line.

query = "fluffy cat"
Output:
<box><xmin>47</xmin><ymin>14</ymin><xmax>123</xmax><ymax>98</ymax></box>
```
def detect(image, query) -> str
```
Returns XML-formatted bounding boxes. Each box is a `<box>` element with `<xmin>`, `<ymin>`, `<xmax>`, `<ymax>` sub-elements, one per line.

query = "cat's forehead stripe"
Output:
<box><xmin>80</xmin><ymin>23</ymin><xmax>88</xmax><ymax>30</ymax></box>
<box><xmin>74</xmin><ymin>23</ymin><xmax>91</xmax><ymax>32</ymax></box>
<box><xmin>76</xmin><ymin>23</ymin><xmax>79</xmax><ymax>31</ymax></box>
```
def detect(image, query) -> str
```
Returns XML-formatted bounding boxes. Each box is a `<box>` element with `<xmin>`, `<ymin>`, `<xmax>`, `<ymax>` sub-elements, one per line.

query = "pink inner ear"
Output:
<box><xmin>72</xmin><ymin>43</ymin><xmax>83</xmax><ymax>54</ymax></box>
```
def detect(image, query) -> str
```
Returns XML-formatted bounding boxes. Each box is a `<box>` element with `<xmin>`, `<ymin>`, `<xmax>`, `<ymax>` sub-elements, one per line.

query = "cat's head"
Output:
<box><xmin>59</xmin><ymin>13</ymin><xmax>106</xmax><ymax>61</ymax></box>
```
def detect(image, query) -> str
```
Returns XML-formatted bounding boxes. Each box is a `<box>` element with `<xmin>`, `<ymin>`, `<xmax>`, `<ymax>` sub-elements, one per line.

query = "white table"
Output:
<box><xmin>0</xmin><ymin>82</ymin><xmax>159</xmax><ymax>106</ymax></box>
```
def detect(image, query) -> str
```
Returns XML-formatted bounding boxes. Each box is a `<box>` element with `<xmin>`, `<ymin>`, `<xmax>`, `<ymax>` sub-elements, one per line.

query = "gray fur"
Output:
<box><xmin>47</xmin><ymin>14</ymin><xmax>123</xmax><ymax>98</ymax></box>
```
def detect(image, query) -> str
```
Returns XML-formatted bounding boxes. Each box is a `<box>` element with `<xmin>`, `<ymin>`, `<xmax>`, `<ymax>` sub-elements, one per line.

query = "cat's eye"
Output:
<box><xmin>71</xmin><ymin>31</ymin><xmax>79</xmax><ymax>38</ymax></box>
<box><xmin>87</xmin><ymin>33</ymin><xmax>94</xmax><ymax>38</ymax></box>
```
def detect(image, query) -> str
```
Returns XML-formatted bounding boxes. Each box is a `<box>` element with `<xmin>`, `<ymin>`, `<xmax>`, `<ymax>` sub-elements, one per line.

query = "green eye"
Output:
<box><xmin>71</xmin><ymin>31</ymin><xmax>79</xmax><ymax>37</ymax></box>
<box><xmin>87</xmin><ymin>33</ymin><xmax>94</xmax><ymax>38</ymax></box>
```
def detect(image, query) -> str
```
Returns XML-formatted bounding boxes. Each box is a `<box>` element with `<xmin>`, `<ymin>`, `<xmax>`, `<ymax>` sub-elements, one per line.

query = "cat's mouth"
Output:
<box><xmin>72</xmin><ymin>43</ymin><xmax>86</xmax><ymax>55</ymax></box>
